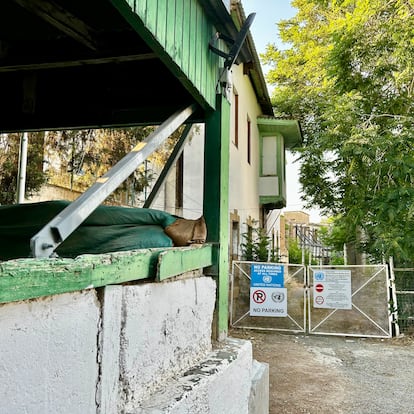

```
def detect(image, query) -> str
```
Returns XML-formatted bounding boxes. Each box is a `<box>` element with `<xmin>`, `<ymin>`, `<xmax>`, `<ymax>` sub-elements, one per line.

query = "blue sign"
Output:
<box><xmin>250</xmin><ymin>264</ymin><xmax>284</xmax><ymax>288</ymax></box>
<box><xmin>314</xmin><ymin>271</ymin><xmax>326</xmax><ymax>282</ymax></box>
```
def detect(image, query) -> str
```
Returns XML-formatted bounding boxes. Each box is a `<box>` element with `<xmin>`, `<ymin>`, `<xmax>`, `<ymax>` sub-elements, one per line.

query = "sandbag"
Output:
<box><xmin>0</xmin><ymin>200</ymin><xmax>176</xmax><ymax>260</ymax></box>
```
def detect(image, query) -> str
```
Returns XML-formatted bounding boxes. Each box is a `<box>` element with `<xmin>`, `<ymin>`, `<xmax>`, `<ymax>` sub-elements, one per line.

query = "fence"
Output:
<box><xmin>230</xmin><ymin>261</ymin><xmax>306</xmax><ymax>333</ymax></box>
<box><xmin>308</xmin><ymin>265</ymin><xmax>392</xmax><ymax>338</ymax></box>
<box><xmin>390</xmin><ymin>263</ymin><xmax>414</xmax><ymax>335</ymax></box>
<box><xmin>230</xmin><ymin>261</ymin><xmax>395</xmax><ymax>338</ymax></box>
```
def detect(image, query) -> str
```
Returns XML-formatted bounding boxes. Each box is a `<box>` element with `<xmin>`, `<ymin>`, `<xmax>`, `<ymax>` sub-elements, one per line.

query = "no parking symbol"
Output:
<box><xmin>250</xmin><ymin>287</ymin><xmax>287</xmax><ymax>317</ymax></box>
<box><xmin>252</xmin><ymin>289</ymin><xmax>266</xmax><ymax>304</ymax></box>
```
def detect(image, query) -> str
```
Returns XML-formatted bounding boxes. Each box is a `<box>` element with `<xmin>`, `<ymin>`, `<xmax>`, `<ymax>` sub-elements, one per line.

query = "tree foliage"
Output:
<box><xmin>0</xmin><ymin>132</ymin><xmax>46</xmax><ymax>205</ymax></box>
<box><xmin>287</xmin><ymin>237</ymin><xmax>303</xmax><ymax>264</ymax></box>
<box><xmin>45</xmin><ymin>127</ymin><xmax>156</xmax><ymax>205</ymax></box>
<box><xmin>241</xmin><ymin>221</ymin><xmax>273</xmax><ymax>262</ymax></box>
<box><xmin>0</xmin><ymin>125</ymin><xmax>183</xmax><ymax>206</ymax></box>
<box><xmin>263</xmin><ymin>0</ymin><xmax>414</xmax><ymax>263</ymax></box>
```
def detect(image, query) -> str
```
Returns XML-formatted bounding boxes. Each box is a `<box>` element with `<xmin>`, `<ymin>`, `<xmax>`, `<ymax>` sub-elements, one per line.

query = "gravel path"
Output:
<box><xmin>231</xmin><ymin>330</ymin><xmax>414</xmax><ymax>413</ymax></box>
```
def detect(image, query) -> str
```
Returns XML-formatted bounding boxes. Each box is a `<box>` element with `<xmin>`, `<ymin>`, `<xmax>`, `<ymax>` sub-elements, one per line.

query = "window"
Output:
<box><xmin>247</xmin><ymin>116</ymin><xmax>251</xmax><ymax>164</ymax></box>
<box><xmin>233</xmin><ymin>91</ymin><xmax>239</xmax><ymax>147</ymax></box>
<box><xmin>231</xmin><ymin>220</ymin><xmax>240</xmax><ymax>260</ymax></box>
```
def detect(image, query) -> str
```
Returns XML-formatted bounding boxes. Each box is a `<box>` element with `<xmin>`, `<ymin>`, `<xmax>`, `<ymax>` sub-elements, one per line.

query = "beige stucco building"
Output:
<box><xmin>149</xmin><ymin>1</ymin><xmax>302</xmax><ymax>265</ymax></box>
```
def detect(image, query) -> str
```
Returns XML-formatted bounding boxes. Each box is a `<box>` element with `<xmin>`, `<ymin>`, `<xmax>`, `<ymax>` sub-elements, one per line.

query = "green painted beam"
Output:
<box><xmin>204</xmin><ymin>94</ymin><xmax>230</xmax><ymax>340</ymax></box>
<box><xmin>0</xmin><ymin>246</ymin><xmax>213</xmax><ymax>304</ymax></box>
<box><xmin>156</xmin><ymin>244</ymin><xmax>213</xmax><ymax>281</ymax></box>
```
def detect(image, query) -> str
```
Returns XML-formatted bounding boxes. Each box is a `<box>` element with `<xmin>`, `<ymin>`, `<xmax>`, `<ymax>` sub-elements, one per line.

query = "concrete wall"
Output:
<box><xmin>0</xmin><ymin>290</ymin><xmax>100</xmax><ymax>414</ymax></box>
<box><xmin>0</xmin><ymin>275</ymin><xmax>262</xmax><ymax>414</ymax></box>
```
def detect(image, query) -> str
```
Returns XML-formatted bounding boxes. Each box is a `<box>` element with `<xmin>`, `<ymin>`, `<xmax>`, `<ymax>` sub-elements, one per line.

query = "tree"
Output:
<box><xmin>241</xmin><ymin>221</ymin><xmax>272</xmax><ymax>262</ymax></box>
<box><xmin>0</xmin><ymin>125</ymin><xmax>184</xmax><ymax>206</ymax></box>
<box><xmin>318</xmin><ymin>217</ymin><xmax>347</xmax><ymax>265</ymax></box>
<box><xmin>287</xmin><ymin>237</ymin><xmax>303</xmax><ymax>264</ymax></box>
<box><xmin>0</xmin><ymin>132</ymin><xmax>46</xmax><ymax>204</ymax></box>
<box><xmin>45</xmin><ymin>127</ymin><xmax>155</xmax><ymax>205</ymax></box>
<box><xmin>263</xmin><ymin>0</ymin><xmax>414</xmax><ymax>263</ymax></box>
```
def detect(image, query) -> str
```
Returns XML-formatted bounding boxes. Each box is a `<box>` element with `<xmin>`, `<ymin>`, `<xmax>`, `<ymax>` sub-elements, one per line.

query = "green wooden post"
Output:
<box><xmin>204</xmin><ymin>94</ymin><xmax>230</xmax><ymax>340</ymax></box>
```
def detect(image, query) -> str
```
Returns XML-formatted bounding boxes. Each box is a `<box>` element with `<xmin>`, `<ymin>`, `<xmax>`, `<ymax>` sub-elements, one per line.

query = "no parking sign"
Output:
<box><xmin>250</xmin><ymin>264</ymin><xmax>287</xmax><ymax>317</ymax></box>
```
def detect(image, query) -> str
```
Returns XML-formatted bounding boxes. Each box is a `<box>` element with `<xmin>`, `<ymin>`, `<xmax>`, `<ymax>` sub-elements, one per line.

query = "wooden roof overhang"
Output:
<box><xmin>0</xmin><ymin>0</ymin><xmax>249</xmax><ymax>133</ymax></box>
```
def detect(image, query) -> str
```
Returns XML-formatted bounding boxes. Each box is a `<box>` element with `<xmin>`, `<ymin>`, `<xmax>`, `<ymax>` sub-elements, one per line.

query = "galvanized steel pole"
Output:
<box><xmin>16</xmin><ymin>132</ymin><xmax>28</xmax><ymax>204</ymax></box>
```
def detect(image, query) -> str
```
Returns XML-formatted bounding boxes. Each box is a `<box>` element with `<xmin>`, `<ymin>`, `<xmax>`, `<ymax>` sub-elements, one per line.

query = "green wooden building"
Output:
<box><xmin>0</xmin><ymin>0</ymin><xmax>266</xmax><ymax>338</ymax></box>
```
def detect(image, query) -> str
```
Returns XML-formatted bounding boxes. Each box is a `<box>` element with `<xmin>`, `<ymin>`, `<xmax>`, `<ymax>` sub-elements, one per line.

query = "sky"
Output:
<box><xmin>241</xmin><ymin>1</ymin><xmax>324</xmax><ymax>223</ymax></box>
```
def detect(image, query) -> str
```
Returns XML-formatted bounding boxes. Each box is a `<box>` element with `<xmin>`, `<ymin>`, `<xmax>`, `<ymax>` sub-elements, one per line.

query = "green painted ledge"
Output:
<box><xmin>0</xmin><ymin>244</ymin><xmax>213</xmax><ymax>304</ymax></box>
<box><xmin>157</xmin><ymin>244</ymin><xmax>214</xmax><ymax>281</ymax></box>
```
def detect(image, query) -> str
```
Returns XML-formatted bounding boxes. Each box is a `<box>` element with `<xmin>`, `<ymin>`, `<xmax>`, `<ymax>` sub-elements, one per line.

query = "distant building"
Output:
<box><xmin>283</xmin><ymin>211</ymin><xmax>331</xmax><ymax>264</ymax></box>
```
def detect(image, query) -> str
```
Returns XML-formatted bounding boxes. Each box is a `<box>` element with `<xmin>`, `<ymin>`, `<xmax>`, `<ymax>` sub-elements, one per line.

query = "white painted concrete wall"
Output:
<box><xmin>119</xmin><ymin>278</ymin><xmax>216</xmax><ymax>412</ymax></box>
<box><xmin>0</xmin><ymin>291</ymin><xmax>100</xmax><ymax>414</ymax></box>
<box><xmin>0</xmin><ymin>275</ymin><xmax>262</xmax><ymax>414</ymax></box>
<box><xmin>136</xmin><ymin>338</ymin><xmax>253</xmax><ymax>414</ymax></box>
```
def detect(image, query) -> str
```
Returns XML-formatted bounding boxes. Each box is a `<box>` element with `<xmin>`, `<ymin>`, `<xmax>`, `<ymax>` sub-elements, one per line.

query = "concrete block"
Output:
<box><xmin>0</xmin><ymin>291</ymin><xmax>100</xmax><ymax>414</ymax></box>
<box><xmin>97</xmin><ymin>285</ymin><xmax>123</xmax><ymax>414</ymax></box>
<box><xmin>119</xmin><ymin>276</ymin><xmax>217</xmax><ymax>410</ymax></box>
<box><xmin>249</xmin><ymin>360</ymin><xmax>269</xmax><ymax>414</ymax></box>
<box><xmin>132</xmin><ymin>337</ymin><xmax>253</xmax><ymax>414</ymax></box>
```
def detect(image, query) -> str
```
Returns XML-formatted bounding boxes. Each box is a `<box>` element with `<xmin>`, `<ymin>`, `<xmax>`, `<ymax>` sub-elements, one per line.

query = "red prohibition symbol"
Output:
<box><xmin>315</xmin><ymin>283</ymin><xmax>324</xmax><ymax>293</ymax></box>
<box><xmin>252</xmin><ymin>289</ymin><xmax>266</xmax><ymax>304</ymax></box>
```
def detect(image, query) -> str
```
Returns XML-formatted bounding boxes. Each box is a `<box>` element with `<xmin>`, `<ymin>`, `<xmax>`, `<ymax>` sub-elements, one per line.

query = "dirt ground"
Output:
<box><xmin>230</xmin><ymin>329</ymin><xmax>414</xmax><ymax>414</ymax></box>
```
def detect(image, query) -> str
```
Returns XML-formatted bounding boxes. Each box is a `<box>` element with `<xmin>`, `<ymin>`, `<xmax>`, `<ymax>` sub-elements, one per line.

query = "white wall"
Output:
<box><xmin>229</xmin><ymin>64</ymin><xmax>263</xmax><ymax>232</ymax></box>
<box><xmin>182</xmin><ymin>127</ymin><xmax>205</xmax><ymax>219</ymax></box>
<box><xmin>0</xmin><ymin>275</ymin><xmax>258</xmax><ymax>414</ymax></box>
<box><xmin>119</xmin><ymin>278</ymin><xmax>216</xmax><ymax>411</ymax></box>
<box><xmin>0</xmin><ymin>291</ymin><xmax>100</xmax><ymax>414</ymax></box>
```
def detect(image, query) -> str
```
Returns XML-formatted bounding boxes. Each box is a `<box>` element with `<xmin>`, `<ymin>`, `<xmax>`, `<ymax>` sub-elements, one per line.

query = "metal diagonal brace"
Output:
<box><xmin>208</xmin><ymin>13</ymin><xmax>255</xmax><ymax>69</ymax></box>
<box><xmin>30</xmin><ymin>104</ymin><xmax>197</xmax><ymax>258</ymax></box>
<box><xmin>143</xmin><ymin>123</ymin><xmax>194</xmax><ymax>208</ymax></box>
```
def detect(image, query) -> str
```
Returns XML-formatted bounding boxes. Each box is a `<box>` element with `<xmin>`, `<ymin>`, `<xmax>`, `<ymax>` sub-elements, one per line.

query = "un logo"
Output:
<box><xmin>314</xmin><ymin>271</ymin><xmax>325</xmax><ymax>281</ymax></box>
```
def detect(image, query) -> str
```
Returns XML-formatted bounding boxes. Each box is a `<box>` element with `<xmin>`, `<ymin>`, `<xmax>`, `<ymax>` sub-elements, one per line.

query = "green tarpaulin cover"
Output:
<box><xmin>0</xmin><ymin>200</ymin><xmax>177</xmax><ymax>260</ymax></box>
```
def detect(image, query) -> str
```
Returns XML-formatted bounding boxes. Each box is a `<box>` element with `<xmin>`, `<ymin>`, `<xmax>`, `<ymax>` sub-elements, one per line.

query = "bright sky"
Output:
<box><xmin>242</xmin><ymin>0</ymin><xmax>324</xmax><ymax>223</ymax></box>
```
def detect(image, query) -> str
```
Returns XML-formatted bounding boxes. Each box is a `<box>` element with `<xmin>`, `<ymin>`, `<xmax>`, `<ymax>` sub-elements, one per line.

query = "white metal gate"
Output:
<box><xmin>230</xmin><ymin>261</ymin><xmax>306</xmax><ymax>333</ymax></box>
<box><xmin>308</xmin><ymin>265</ymin><xmax>392</xmax><ymax>338</ymax></box>
<box><xmin>230</xmin><ymin>262</ymin><xmax>393</xmax><ymax>338</ymax></box>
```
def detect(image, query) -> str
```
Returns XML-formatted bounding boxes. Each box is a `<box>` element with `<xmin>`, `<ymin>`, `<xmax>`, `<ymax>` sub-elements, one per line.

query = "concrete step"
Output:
<box><xmin>131</xmin><ymin>338</ymin><xmax>254</xmax><ymax>414</ymax></box>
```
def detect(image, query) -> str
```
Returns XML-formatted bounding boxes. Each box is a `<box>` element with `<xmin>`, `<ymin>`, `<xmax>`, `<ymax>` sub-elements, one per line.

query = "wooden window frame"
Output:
<box><xmin>247</xmin><ymin>116</ymin><xmax>251</xmax><ymax>164</ymax></box>
<box><xmin>233</xmin><ymin>91</ymin><xmax>239</xmax><ymax>148</ymax></box>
